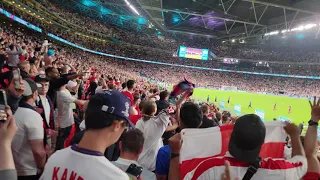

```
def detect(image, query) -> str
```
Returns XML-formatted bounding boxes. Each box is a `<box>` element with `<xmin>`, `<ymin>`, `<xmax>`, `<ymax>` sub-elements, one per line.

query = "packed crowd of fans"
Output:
<box><xmin>14</xmin><ymin>0</ymin><xmax>320</xmax><ymax>64</ymax></box>
<box><xmin>1</xmin><ymin>22</ymin><xmax>320</xmax><ymax>97</ymax></box>
<box><xmin>3</xmin><ymin>0</ymin><xmax>320</xmax><ymax>68</ymax></box>
<box><xmin>0</xmin><ymin>5</ymin><xmax>320</xmax><ymax>180</ymax></box>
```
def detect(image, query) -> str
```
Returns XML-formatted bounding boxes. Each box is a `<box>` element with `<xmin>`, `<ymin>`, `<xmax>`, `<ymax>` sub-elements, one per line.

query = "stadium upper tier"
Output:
<box><xmin>4</xmin><ymin>0</ymin><xmax>320</xmax><ymax>65</ymax></box>
<box><xmin>1</xmin><ymin>14</ymin><xmax>320</xmax><ymax>97</ymax></box>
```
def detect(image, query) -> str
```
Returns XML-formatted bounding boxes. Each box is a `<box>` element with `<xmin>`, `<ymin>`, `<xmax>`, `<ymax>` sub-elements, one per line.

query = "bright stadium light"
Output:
<box><xmin>124</xmin><ymin>0</ymin><xmax>140</xmax><ymax>16</ymax></box>
<box><xmin>304</xmin><ymin>23</ymin><xmax>317</xmax><ymax>29</ymax></box>
<box><xmin>264</xmin><ymin>31</ymin><xmax>279</xmax><ymax>36</ymax></box>
<box><xmin>231</xmin><ymin>39</ymin><xmax>235</xmax><ymax>43</ymax></box>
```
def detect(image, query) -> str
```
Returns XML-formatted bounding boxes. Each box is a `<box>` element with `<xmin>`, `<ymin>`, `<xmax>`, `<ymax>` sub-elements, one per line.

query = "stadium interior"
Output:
<box><xmin>1</xmin><ymin>0</ymin><xmax>320</xmax><ymax>179</ymax></box>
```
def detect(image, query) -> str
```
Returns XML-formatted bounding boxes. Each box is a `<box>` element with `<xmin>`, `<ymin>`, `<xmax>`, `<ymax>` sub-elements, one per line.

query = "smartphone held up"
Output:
<box><xmin>12</xmin><ymin>68</ymin><xmax>21</xmax><ymax>89</ymax></box>
<box><xmin>0</xmin><ymin>90</ymin><xmax>8</xmax><ymax>122</ymax></box>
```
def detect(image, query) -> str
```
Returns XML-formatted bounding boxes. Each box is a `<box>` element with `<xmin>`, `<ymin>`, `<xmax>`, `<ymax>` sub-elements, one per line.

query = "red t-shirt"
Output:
<box><xmin>129</xmin><ymin>106</ymin><xmax>141</xmax><ymax>125</ymax></box>
<box><xmin>122</xmin><ymin>91</ymin><xmax>134</xmax><ymax>106</ymax></box>
<box><xmin>88</xmin><ymin>76</ymin><xmax>97</xmax><ymax>82</ymax></box>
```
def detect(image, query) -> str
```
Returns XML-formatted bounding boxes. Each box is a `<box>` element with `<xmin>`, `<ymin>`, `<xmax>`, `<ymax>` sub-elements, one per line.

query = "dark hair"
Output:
<box><xmin>45</xmin><ymin>67</ymin><xmax>55</xmax><ymax>75</ymax></box>
<box><xmin>120</xmin><ymin>129</ymin><xmax>144</xmax><ymax>154</ymax></box>
<box><xmin>200</xmin><ymin>105</ymin><xmax>209</xmax><ymax>114</ymax></box>
<box><xmin>126</xmin><ymin>80</ymin><xmax>135</xmax><ymax>90</ymax></box>
<box><xmin>159</xmin><ymin>90</ymin><xmax>169</xmax><ymax>100</ymax></box>
<box><xmin>133</xmin><ymin>93</ymin><xmax>140</xmax><ymax>103</ymax></box>
<box><xmin>139</xmin><ymin>100</ymin><xmax>146</xmax><ymax>111</ymax></box>
<box><xmin>222</xmin><ymin>114</ymin><xmax>229</xmax><ymax>122</ymax></box>
<box><xmin>9</xmin><ymin>44</ymin><xmax>14</xmax><ymax>50</ymax></box>
<box><xmin>216</xmin><ymin>112</ymin><xmax>222</xmax><ymax>121</ymax></box>
<box><xmin>152</xmin><ymin>88</ymin><xmax>158</xmax><ymax>94</ymax></box>
<box><xmin>180</xmin><ymin>102</ymin><xmax>203</xmax><ymax>128</ymax></box>
<box><xmin>108</xmin><ymin>83</ymin><xmax>115</xmax><ymax>90</ymax></box>
<box><xmin>122</xmin><ymin>82</ymin><xmax>127</xmax><ymax>89</ymax></box>
<box><xmin>85</xmin><ymin>94</ymin><xmax>125</xmax><ymax>129</ymax></box>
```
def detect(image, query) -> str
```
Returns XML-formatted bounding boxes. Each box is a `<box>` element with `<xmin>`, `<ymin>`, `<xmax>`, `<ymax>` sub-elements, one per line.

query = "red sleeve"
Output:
<box><xmin>122</xmin><ymin>91</ymin><xmax>134</xmax><ymax>106</ymax></box>
<box><xmin>129</xmin><ymin>115</ymin><xmax>142</xmax><ymax>125</ymax></box>
<box><xmin>303</xmin><ymin>172</ymin><xmax>320</xmax><ymax>180</ymax></box>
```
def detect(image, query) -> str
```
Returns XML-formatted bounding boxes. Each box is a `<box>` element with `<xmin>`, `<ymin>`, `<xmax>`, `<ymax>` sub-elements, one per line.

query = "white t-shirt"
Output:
<box><xmin>12</xmin><ymin>107</ymin><xmax>44</xmax><ymax>176</ymax></box>
<box><xmin>112</xmin><ymin>158</ymin><xmax>156</xmax><ymax>180</ymax></box>
<box><xmin>38</xmin><ymin>95</ymin><xmax>50</xmax><ymax>125</ymax></box>
<box><xmin>57</xmin><ymin>89</ymin><xmax>76</xmax><ymax>128</ymax></box>
<box><xmin>40</xmin><ymin>146</ymin><xmax>129</xmax><ymax>180</ymax></box>
<box><xmin>135</xmin><ymin>111</ymin><xmax>170</xmax><ymax>171</ymax></box>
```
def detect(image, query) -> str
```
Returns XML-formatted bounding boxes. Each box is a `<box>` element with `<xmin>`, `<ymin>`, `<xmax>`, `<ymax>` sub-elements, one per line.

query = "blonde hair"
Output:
<box><xmin>141</xmin><ymin>100</ymin><xmax>157</xmax><ymax>121</ymax></box>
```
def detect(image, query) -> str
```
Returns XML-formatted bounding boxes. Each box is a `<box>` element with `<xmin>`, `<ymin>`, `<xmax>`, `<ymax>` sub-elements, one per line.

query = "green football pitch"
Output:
<box><xmin>193</xmin><ymin>88</ymin><xmax>311</xmax><ymax>125</ymax></box>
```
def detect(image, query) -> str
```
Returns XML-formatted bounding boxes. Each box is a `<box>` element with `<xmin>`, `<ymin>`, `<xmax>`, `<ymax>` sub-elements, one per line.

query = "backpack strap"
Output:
<box><xmin>242</xmin><ymin>157</ymin><xmax>262</xmax><ymax>180</ymax></box>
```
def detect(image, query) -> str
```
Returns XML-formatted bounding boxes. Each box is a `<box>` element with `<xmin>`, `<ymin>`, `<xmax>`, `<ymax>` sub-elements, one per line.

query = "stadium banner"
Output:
<box><xmin>278</xmin><ymin>116</ymin><xmax>291</xmax><ymax>122</ymax></box>
<box><xmin>219</xmin><ymin>100</ymin><xmax>225</xmax><ymax>109</ymax></box>
<box><xmin>255</xmin><ymin>109</ymin><xmax>265</xmax><ymax>121</ymax></box>
<box><xmin>234</xmin><ymin>104</ymin><xmax>241</xmax><ymax>115</ymax></box>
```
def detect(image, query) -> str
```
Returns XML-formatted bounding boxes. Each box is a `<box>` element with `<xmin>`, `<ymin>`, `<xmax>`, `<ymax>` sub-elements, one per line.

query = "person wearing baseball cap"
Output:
<box><xmin>40</xmin><ymin>90</ymin><xmax>132</xmax><ymax>180</ymax></box>
<box><xmin>34</xmin><ymin>74</ymin><xmax>56</xmax><ymax>152</ymax></box>
<box><xmin>167</xmin><ymin>113</ymin><xmax>307</xmax><ymax>180</ymax></box>
<box><xmin>228</xmin><ymin>114</ymin><xmax>266</xmax><ymax>164</ymax></box>
<box><xmin>12</xmin><ymin>78</ymin><xmax>47</xmax><ymax>179</ymax></box>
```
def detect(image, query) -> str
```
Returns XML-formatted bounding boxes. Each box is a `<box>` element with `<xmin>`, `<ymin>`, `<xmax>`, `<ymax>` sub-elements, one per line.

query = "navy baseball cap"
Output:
<box><xmin>85</xmin><ymin>90</ymin><xmax>134</xmax><ymax>129</ymax></box>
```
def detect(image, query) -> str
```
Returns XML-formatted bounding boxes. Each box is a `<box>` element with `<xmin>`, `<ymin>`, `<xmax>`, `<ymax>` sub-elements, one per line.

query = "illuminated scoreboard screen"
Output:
<box><xmin>178</xmin><ymin>46</ymin><xmax>209</xmax><ymax>60</ymax></box>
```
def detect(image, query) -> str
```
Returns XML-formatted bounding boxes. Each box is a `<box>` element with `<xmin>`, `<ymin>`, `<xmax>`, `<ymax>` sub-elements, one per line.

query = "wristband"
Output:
<box><xmin>308</xmin><ymin>120</ymin><xmax>318</xmax><ymax>126</ymax></box>
<box><xmin>170</xmin><ymin>153</ymin><xmax>180</xmax><ymax>159</ymax></box>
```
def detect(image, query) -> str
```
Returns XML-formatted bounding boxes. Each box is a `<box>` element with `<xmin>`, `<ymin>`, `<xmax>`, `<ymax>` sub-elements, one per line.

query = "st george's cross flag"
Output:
<box><xmin>180</xmin><ymin>121</ymin><xmax>289</xmax><ymax>180</ymax></box>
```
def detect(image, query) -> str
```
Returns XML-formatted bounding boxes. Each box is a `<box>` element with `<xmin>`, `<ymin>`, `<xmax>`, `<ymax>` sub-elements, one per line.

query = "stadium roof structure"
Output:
<box><xmin>54</xmin><ymin>0</ymin><xmax>320</xmax><ymax>41</ymax></box>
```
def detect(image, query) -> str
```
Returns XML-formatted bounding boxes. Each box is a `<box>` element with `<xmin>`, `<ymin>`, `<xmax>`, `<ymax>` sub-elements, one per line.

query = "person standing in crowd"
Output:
<box><xmin>200</xmin><ymin>104</ymin><xmax>218</xmax><ymax>128</ymax></box>
<box><xmin>55</xmin><ymin>79</ymin><xmax>86</xmax><ymax>150</ymax></box>
<box><xmin>155</xmin><ymin>89</ymin><xmax>201</xmax><ymax>180</ymax></box>
<box><xmin>112</xmin><ymin>129</ymin><xmax>156</xmax><ymax>180</ymax></box>
<box><xmin>122</xmin><ymin>80</ymin><xmax>135</xmax><ymax>104</ymax></box>
<box><xmin>18</xmin><ymin>61</ymin><xmax>31</xmax><ymax>79</ymax></box>
<box><xmin>136</xmin><ymin>100</ymin><xmax>171</xmax><ymax>171</ymax></box>
<box><xmin>40</xmin><ymin>90</ymin><xmax>131</xmax><ymax>180</ymax></box>
<box><xmin>6</xmin><ymin>43</ymin><xmax>22</xmax><ymax>68</ymax></box>
<box><xmin>34</xmin><ymin>74</ymin><xmax>56</xmax><ymax>153</ymax></box>
<box><xmin>12</xmin><ymin>78</ymin><xmax>46</xmax><ymax>180</ymax></box>
<box><xmin>129</xmin><ymin>93</ymin><xmax>142</xmax><ymax>125</ymax></box>
<box><xmin>155</xmin><ymin>90</ymin><xmax>170</xmax><ymax>115</ymax></box>
<box><xmin>45</xmin><ymin>67</ymin><xmax>79</xmax><ymax>106</ymax></box>
<box><xmin>168</xmin><ymin>114</ymin><xmax>307</xmax><ymax>179</ymax></box>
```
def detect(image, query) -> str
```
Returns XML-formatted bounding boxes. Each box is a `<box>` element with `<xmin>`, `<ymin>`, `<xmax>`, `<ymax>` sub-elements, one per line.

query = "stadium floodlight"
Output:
<box><xmin>222</xmin><ymin>41</ymin><xmax>225</xmax><ymax>43</ymax></box>
<box><xmin>231</xmin><ymin>39</ymin><xmax>235</xmax><ymax>43</ymax></box>
<box><xmin>124</xmin><ymin>0</ymin><xmax>140</xmax><ymax>16</ymax></box>
<box><xmin>304</xmin><ymin>23</ymin><xmax>317</xmax><ymax>29</ymax></box>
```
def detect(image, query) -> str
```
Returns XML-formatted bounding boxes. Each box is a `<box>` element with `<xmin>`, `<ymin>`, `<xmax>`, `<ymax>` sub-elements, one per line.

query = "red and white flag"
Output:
<box><xmin>180</xmin><ymin>122</ymin><xmax>287</xmax><ymax>180</ymax></box>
